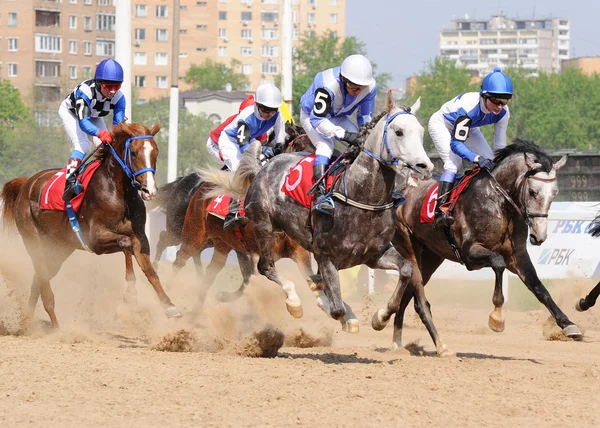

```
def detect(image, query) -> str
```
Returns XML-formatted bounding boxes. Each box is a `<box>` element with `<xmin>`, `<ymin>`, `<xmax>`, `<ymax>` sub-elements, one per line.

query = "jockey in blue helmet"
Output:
<box><xmin>428</xmin><ymin>67</ymin><xmax>513</xmax><ymax>228</ymax></box>
<box><xmin>59</xmin><ymin>58</ymin><xmax>126</xmax><ymax>200</ymax></box>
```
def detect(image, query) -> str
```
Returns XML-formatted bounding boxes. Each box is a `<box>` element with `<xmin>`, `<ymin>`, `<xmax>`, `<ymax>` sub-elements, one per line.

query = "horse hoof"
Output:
<box><xmin>437</xmin><ymin>344</ymin><xmax>453</xmax><ymax>358</ymax></box>
<box><xmin>371</xmin><ymin>309</ymin><xmax>388</xmax><ymax>331</ymax></box>
<box><xmin>563</xmin><ymin>324</ymin><xmax>583</xmax><ymax>341</ymax></box>
<box><xmin>165</xmin><ymin>305</ymin><xmax>183</xmax><ymax>319</ymax></box>
<box><xmin>575</xmin><ymin>298</ymin><xmax>589</xmax><ymax>312</ymax></box>
<box><xmin>342</xmin><ymin>319</ymin><xmax>360</xmax><ymax>334</ymax></box>
<box><xmin>216</xmin><ymin>291</ymin><xmax>241</xmax><ymax>303</ymax></box>
<box><xmin>488</xmin><ymin>315</ymin><xmax>505</xmax><ymax>333</ymax></box>
<box><xmin>286</xmin><ymin>301</ymin><xmax>303</xmax><ymax>319</ymax></box>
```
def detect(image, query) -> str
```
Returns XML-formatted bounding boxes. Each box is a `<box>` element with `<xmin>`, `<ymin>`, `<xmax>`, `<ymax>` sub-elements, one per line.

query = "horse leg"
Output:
<box><xmin>217</xmin><ymin>250</ymin><xmax>254</xmax><ymax>302</ymax></box>
<box><xmin>576</xmin><ymin>281</ymin><xmax>600</xmax><ymax>312</ymax></box>
<box><xmin>123</xmin><ymin>251</ymin><xmax>137</xmax><ymax>304</ymax></box>
<box><xmin>153</xmin><ymin>230</ymin><xmax>179</xmax><ymax>269</ymax></box>
<box><xmin>313</xmin><ymin>255</ymin><xmax>346</xmax><ymax>321</ymax></box>
<box><xmin>508</xmin><ymin>247</ymin><xmax>582</xmax><ymax>340</ymax></box>
<box><xmin>190</xmin><ymin>242</ymin><xmax>230</xmax><ymax>314</ymax></box>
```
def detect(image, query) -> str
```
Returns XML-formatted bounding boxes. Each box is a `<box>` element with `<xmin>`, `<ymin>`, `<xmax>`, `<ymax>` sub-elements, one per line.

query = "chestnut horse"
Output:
<box><xmin>0</xmin><ymin>122</ymin><xmax>181</xmax><ymax>329</ymax></box>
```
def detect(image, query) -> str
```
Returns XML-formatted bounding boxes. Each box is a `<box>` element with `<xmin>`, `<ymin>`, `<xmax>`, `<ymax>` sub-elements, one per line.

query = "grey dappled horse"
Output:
<box><xmin>387</xmin><ymin>140</ymin><xmax>582</xmax><ymax>354</ymax></box>
<box><xmin>205</xmin><ymin>92</ymin><xmax>435</xmax><ymax>337</ymax></box>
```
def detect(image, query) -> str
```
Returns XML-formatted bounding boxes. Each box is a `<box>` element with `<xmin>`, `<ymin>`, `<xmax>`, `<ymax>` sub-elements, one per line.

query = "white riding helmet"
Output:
<box><xmin>255</xmin><ymin>83</ymin><xmax>282</xmax><ymax>109</ymax></box>
<box><xmin>340</xmin><ymin>54</ymin><xmax>373</xmax><ymax>86</ymax></box>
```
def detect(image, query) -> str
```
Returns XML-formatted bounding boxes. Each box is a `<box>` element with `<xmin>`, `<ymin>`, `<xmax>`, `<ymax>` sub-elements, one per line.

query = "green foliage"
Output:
<box><xmin>132</xmin><ymin>97</ymin><xmax>216</xmax><ymax>184</ymax></box>
<box><xmin>184</xmin><ymin>58</ymin><xmax>249</xmax><ymax>91</ymax></box>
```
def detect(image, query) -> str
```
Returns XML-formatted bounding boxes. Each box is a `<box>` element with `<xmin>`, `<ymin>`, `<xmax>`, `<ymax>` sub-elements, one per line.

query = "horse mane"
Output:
<box><xmin>356</xmin><ymin>111</ymin><xmax>387</xmax><ymax>141</ymax></box>
<box><xmin>493</xmin><ymin>139</ymin><xmax>554</xmax><ymax>173</ymax></box>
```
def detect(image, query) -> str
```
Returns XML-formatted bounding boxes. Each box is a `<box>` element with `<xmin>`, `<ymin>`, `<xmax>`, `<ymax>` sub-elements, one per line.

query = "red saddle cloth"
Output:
<box><xmin>206</xmin><ymin>194</ymin><xmax>246</xmax><ymax>218</ymax></box>
<box><xmin>281</xmin><ymin>154</ymin><xmax>336</xmax><ymax>208</ymax></box>
<box><xmin>40</xmin><ymin>161</ymin><xmax>102</xmax><ymax>213</ymax></box>
<box><xmin>420</xmin><ymin>169</ymin><xmax>480</xmax><ymax>223</ymax></box>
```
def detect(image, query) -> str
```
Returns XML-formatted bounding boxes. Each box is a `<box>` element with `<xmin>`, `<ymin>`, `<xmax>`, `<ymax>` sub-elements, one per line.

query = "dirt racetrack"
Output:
<box><xmin>1</xmin><ymin>231</ymin><xmax>600</xmax><ymax>428</ymax></box>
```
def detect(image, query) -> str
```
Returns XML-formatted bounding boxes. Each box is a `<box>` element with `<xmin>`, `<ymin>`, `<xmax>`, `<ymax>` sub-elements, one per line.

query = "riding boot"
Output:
<box><xmin>223</xmin><ymin>198</ymin><xmax>249</xmax><ymax>231</ymax></box>
<box><xmin>433</xmin><ymin>180</ymin><xmax>455</xmax><ymax>228</ymax></box>
<box><xmin>311</xmin><ymin>163</ymin><xmax>334</xmax><ymax>216</ymax></box>
<box><xmin>62</xmin><ymin>157</ymin><xmax>83</xmax><ymax>201</ymax></box>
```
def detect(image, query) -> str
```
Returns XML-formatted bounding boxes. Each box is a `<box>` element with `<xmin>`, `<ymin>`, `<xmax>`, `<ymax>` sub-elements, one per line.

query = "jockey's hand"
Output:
<box><xmin>272</xmin><ymin>143</ymin><xmax>284</xmax><ymax>156</ymax></box>
<box><xmin>97</xmin><ymin>129</ymin><xmax>113</xmax><ymax>144</ymax></box>
<box><xmin>332</xmin><ymin>126</ymin><xmax>346</xmax><ymax>139</ymax></box>
<box><xmin>475</xmin><ymin>157</ymin><xmax>495</xmax><ymax>171</ymax></box>
<box><xmin>261</xmin><ymin>146</ymin><xmax>275</xmax><ymax>159</ymax></box>
<box><xmin>342</xmin><ymin>131</ymin><xmax>360</xmax><ymax>146</ymax></box>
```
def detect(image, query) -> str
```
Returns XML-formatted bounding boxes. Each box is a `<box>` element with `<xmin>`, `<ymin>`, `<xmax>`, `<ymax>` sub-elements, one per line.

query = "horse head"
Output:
<box><xmin>363</xmin><ymin>91</ymin><xmax>433</xmax><ymax>181</ymax></box>
<box><xmin>492</xmin><ymin>140</ymin><xmax>567</xmax><ymax>245</ymax></box>
<box><xmin>283</xmin><ymin>123</ymin><xmax>315</xmax><ymax>154</ymax></box>
<box><xmin>110</xmin><ymin>122</ymin><xmax>161</xmax><ymax>201</ymax></box>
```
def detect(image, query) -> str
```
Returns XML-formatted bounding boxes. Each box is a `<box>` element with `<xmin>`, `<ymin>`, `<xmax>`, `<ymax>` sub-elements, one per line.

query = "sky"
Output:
<box><xmin>346</xmin><ymin>0</ymin><xmax>600</xmax><ymax>88</ymax></box>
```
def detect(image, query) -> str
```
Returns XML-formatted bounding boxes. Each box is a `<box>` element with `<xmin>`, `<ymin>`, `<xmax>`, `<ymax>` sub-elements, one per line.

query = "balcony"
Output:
<box><xmin>35</xmin><ymin>10</ymin><xmax>60</xmax><ymax>27</ymax></box>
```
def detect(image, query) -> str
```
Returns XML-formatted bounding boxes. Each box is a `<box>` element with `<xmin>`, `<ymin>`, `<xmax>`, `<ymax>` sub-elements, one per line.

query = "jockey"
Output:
<box><xmin>218</xmin><ymin>83</ymin><xmax>285</xmax><ymax>230</ymax></box>
<box><xmin>429</xmin><ymin>67</ymin><xmax>512</xmax><ymax>228</ymax></box>
<box><xmin>205</xmin><ymin>94</ymin><xmax>268</xmax><ymax>170</ymax></box>
<box><xmin>299</xmin><ymin>54</ymin><xmax>377</xmax><ymax>216</ymax></box>
<box><xmin>59</xmin><ymin>58</ymin><xmax>125</xmax><ymax>201</ymax></box>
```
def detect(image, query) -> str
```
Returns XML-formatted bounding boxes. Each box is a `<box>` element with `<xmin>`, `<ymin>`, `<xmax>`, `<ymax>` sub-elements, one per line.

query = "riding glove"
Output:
<box><xmin>97</xmin><ymin>129</ymin><xmax>113</xmax><ymax>144</ymax></box>
<box><xmin>476</xmin><ymin>157</ymin><xmax>495</xmax><ymax>171</ymax></box>
<box><xmin>342</xmin><ymin>131</ymin><xmax>360</xmax><ymax>145</ymax></box>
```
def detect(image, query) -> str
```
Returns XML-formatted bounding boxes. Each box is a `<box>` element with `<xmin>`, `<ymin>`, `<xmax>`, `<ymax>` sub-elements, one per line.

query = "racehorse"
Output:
<box><xmin>384</xmin><ymin>139</ymin><xmax>582</xmax><ymax>353</ymax></box>
<box><xmin>0</xmin><ymin>122</ymin><xmax>182</xmax><ymax>328</ymax></box>
<box><xmin>575</xmin><ymin>213</ymin><xmax>600</xmax><ymax>312</ymax></box>
<box><xmin>204</xmin><ymin>92</ymin><xmax>437</xmax><ymax>347</ymax></box>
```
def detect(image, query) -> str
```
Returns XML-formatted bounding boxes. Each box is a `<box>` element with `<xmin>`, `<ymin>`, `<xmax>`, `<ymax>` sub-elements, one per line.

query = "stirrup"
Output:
<box><xmin>312</xmin><ymin>196</ymin><xmax>335</xmax><ymax>216</ymax></box>
<box><xmin>223</xmin><ymin>213</ymin><xmax>249</xmax><ymax>231</ymax></box>
<box><xmin>433</xmin><ymin>213</ymin><xmax>454</xmax><ymax>228</ymax></box>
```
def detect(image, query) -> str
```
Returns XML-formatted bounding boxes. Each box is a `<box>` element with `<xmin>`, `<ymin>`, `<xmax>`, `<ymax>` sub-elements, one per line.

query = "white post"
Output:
<box><xmin>281</xmin><ymin>0</ymin><xmax>293</xmax><ymax>114</ymax></box>
<box><xmin>367</xmin><ymin>268</ymin><xmax>375</xmax><ymax>296</ymax></box>
<box><xmin>167</xmin><ymin>0</ymin><xmax>181</xmax><ymax>183</ymax></box>
<box><xmin>115</xmin><ymin>0</ymin><xmax>132</xmax><ymax>121</ymax></box>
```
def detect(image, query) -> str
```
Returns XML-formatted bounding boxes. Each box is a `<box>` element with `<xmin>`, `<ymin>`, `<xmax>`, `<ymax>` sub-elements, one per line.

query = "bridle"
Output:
<box><xmin>105</xmin><ymin>135</ymin><xmax>156</xmax><ymax>190</ymax></box>
<box><xmin>362</xmin><ymin>109</ymin><xmax>412</xmax><ymax>167</ymax></box>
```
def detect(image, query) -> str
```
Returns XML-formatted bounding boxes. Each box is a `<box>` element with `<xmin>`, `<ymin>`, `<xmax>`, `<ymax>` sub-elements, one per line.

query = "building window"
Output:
<box><xmin>156</xmin><ymin>5</ymin><xmax>168</xmax><ymax>18</ymax></box>
<box><xmin>197</xmin><ymin>1</ymin><xmax>207</xmax><ymax>5</ymax></box>
<box><xmin>136</xmin><ymin>99</ymin><xmax>147</xmax><ymax>105</ymax></box>
<box><xmin>208</xmin><ymin>114</ymin><xmax>221</xmax><ymax>124</ymax></box>
<box><xmin>97</xmin><ymin>0</ymin><xmax>111</xmax><ymax>5</ymax></box>
<box><xmin>196</xmin><ymin>47</ymin><xmax>207</xmax><ymax>52</ymax></box>
<box><xmin>329</xmin><ymin>0</ymin><xmax>337</xmax><ymax>4</ymax></box>
<box><xmin>69</xmin><ymin>66</ymin><xmax>77</xmax><ymax>79</ymax></box>
<box><xmin>218</xmin><ymin>46</ymin><xmax>227</xmax><ymax>56</ymax></box>
<box><xmin>262</xmin><ymin>0</ymin><xmax>277</xmax><ymax>3</ymax></box>
<box><xmin>69</xmin><ymin>40</ymin><xmax>77</xmax><ymax>54</ymax></box>
<box><xmin>36</xmin><ymin>11</ymin><xmax>60</xmax><ymax>27</ymax></box>
<box><xmin>241</xmin><ymin>11</ymin><xmax>252</xmax><ymax>21</ymax></box>
<box><xmin>262</xmin><ymin>62</ymin><xmax>278</xmax><ymax>74</ymax></box>
<box><xmin>219</xmin><ymin>11</ymin><xmax>227</xmax><ymax>20</ymax></box>
<box><xmin>135</xmin><ymin>5</ymin><xmax>147</xmax><ymax>17</ymax></box>
<box><xmin>179</xmin><ymin>53</ymin><xmax>188</xmax><ymax>58</ymax></box>
<box><xmin>135</xmin><ymin>76</ymin><xmax>146</xmax><ymax>87</ymax></box>
<box><xmin>135</xmin><ymin>28</ymin><xmax>146</xmax><ymax>41</ymax></box>
<box><xmin>261</xmin><ymin>29</ymin><xmax>277</xmax><ymax>40</ymax></box>
<box><xmin>83</xmin><ymin>0</ymin><xmax>92</xmax><ymax>4</ymax></box>
<box><xmin>8</xmin><ymin>13</ymin><xmax>17</xmax><ymax>27</ymax></box>
<box><xmin>330</xmin><ymin>13</ymin><xmax>337</xmax><ymax>24</ymax></box>
<box><xmin>307</xmin><ymin>13</ymin><xmax>316</xmax><ymax>25</ymax></box>
<box><xmin>83</xmin><ymin>66</ymin><xmax>92</xmax><ymax>78</ymax></box>
<box><xmin>261</xmin><ymin>11</ymin><xmax>278</xmax><ymax>22</ymax></box>
<box><xmin>70</xmin><ymin>0</ymin><xmax>77</xmax><ymax>3</ymax></box>
<box><xmin>8</xmin><ymin>38</ymin><xmax>18</xmax><ymax>52</ymax></box>
<box><xmin>241</xmin><ymin>47</ymin><xmax>252</xmax><ymax>57</ymax></box>
<box><xmin>36</xmin><ymin>61</ymin><xmax>61</xmax><ymax>78</ymax></box>
<box><xmin>134</xmin><ymin>52</ymin><xmax>147</xmax><ymax>65</ymax></box>
<box><xmin>69</xmin><ymin>15</ymin><xmax>77</xmax><ymax>29</ymax></box>
<box><xmin>155</xmin><ymin>52</ymin><xmax>168</xmax><ymax>65</ymax></box>
<box><xmin>156</xmin><ymin>29</ymin><xmax>168</xmax><ymax>42</ymax></box>
<box><xmin>84</xmin><ymin>41</ymin><xmax>92</xmax><ymax>55</ymax></box>
<box><xmin>241</xmin><ymin>29</ymin><xmax>252</xmax><ymax>39</ymax></box>
<box><xmin>261</xmin><ymin>45</ymin><xmax>278</xmax><ymax>57</ymax></box>
<box><xmin>35</xmin><ymin>34</ymin><xmax>62</xmax><ymax>53</ymax></box>
<box><xmin>97</xmin><ymin>14</ymin><xmax>115</xmax><ymax>32</ymax></box>
<box><xmin>156</xmin><ymin>76</ymin><xmax>168</xmax><ymax>89</ymax></box>
<box><xmin>197</xmin><ymin>24</ymin><xmax>207</xmax><ymax>30</ymax></box>
<box><xmin>292</xmin><ymin>28</ymin><xmax>299</xmax><ymax>40</ymax></box>
<box><xmin>219</xmin><ymin>28</ymin><xmax>227</xmax><ymax>38</ymax></box>
<box><xmin>84</xmin><ymin>16</ymin><xmax>92</xmax><ymax>31</ymax></box>
<box><xmin>241</xmin><ymin>64</ymin><xmax>252</xmax><ymax>75</ymax></box>
<box><xmin>308</xmin><ymin>0</ymin><xmax>316</xmax><ymax>6</ymax></box>
<box><xmin>8</xmin><ymin>63</ymin><xmax>18</xmax><ymax>77</ymax></box>
<box><xmin>96</xmin><ymin>39</ymin><xmax>114</xmax><ymax>57</ymax></box>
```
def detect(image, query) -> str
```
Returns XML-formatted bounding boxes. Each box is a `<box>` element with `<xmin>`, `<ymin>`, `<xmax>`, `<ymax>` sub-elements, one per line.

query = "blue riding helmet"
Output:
<box><xmin>95</xmin><ymin>58</ymin><xmax>124</xmax><ymax>83</ymax></box>
<box><xmin>481</xmin><ymin>67</ymin><xmax>513</xmax><ymax>99</ymax></box>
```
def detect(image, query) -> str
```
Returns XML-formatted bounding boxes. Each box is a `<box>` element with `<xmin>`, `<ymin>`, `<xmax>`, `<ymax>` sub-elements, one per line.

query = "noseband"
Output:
<box><xmin>105</xmin><ymin>135</ymin><xmax>156</xmax><ymax>190</ymax></box>
<box><xmin>362</xmin><ymin>110</ymin><xmax>411</xmax><ymax>167</ymax></box>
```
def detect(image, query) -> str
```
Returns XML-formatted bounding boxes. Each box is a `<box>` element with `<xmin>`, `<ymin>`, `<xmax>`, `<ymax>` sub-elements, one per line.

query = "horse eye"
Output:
<box><xmin>529</xmin><ymin>189</ymin><xmax>537</xmax><ymax>197</ymax></box>
<box><xmin>395</xmin><ymin>129</ymin><xmax>404</xmax><ymax>137</ymax></box>
<box><xmin>131</xmin><ymin>152</ymin><xmax>137</xmax><ymax>158</ymax></box>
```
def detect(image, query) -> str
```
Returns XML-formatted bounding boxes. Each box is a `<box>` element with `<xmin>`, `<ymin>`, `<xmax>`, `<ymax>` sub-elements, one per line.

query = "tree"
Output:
<box><xmin>184</xmin><ymin>59</ymin><xmax>249</xmax><ymax>91</ymax></box>
<box><xmin>292</xmin><ymin>30</ymin><xmax>391</xmax><ymax>119</ymax></box>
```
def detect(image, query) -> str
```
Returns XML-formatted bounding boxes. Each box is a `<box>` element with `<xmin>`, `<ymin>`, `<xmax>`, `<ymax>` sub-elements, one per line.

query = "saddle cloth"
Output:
<box><xmin>281</xmin><ymin>154</ymin><xmax>337</xmax><ymax>208</ymax></box>
<box><xmin>420</xmin><ymin>168</ymin><xmax>480</xmax><ymax>223</ymax></box>
<box><xmin>206</xmin><ymin>194</ymin><xmax>246</xmax><ymax>218</ymax></box>
<box><xmin>40</xmin><ymin>161</ymin><xmax>102</xmax><ymax>213</ymax></box>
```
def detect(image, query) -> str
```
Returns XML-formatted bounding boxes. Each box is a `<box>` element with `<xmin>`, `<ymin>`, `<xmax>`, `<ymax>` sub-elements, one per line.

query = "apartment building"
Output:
<box><xmin>439</xmin><ymin>14</ymin><xmax>570</xmax><ymax>76</ymax></box>
<box><xmin>562</xmin><ymin>57</ymin><xmax>600</xmax><ymax>76</ymax></box>
<box><xmin>0</xmin><ymin>0</ymin><xmax>116</xmax><ymax>124</ymax></box>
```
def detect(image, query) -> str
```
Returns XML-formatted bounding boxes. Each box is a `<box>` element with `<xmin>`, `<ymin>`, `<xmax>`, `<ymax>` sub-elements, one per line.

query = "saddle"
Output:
<box><xmin>206</xmin><ymin>194</ymin><xmax>246</xmax><ymax>219</ymax></box>
<box><xmin>420</xmin><ymin>169</ymin><xmax>480</xmax><ymax>223</ymax></box>
<box><xmin>40</xmin><ymin>161</ymin><xmax>102</xmax><ymax>212</ymax></box>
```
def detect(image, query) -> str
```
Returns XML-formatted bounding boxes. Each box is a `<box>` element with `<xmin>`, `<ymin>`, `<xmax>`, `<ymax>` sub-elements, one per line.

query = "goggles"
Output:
<box><xmin>343</xmin><ymin>78</ymin><xmax>366</xmax><ymax>92</ymax></box>
<box><xmin>101</xmin><ymin>82</ymin><xmax>122</xmax><ymax>91</ymax></box>
<box><xmin>257</xmin><ymin>104</ymin><xmax>278</xmax><ymax>114</ymax></box>
<box><xmin>487</xmin><ymin>96</ymin><xmax>510</xmax><ymax>107</ymax></box>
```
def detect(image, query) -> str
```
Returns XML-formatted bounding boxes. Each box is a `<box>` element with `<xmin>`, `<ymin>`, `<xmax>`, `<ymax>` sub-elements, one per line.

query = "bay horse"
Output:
<box><xmin>575</xmin><ymin>213</ymin><xmax>600</xmax><ymax>312</ymax></box>
<box><xmin>0</xmin><ymin>122</ymin><xmax>182</xmax><ymax>329</ymax></box>
<box><xmin>204</xmin><ymin>92</ymin><xmax>437</xmax><ymax>348</ymax></box>
<box><xmin>384</xmin><ymin>140</ymin><xmax>582</xmax><ymax>353</ymax></box>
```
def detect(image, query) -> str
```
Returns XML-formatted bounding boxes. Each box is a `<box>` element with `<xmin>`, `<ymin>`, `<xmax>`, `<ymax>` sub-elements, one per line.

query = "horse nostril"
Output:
<box><xmin>416</xmin><ymin>163</ymin><xmax>428</xmax><ymax>171</ymax></box>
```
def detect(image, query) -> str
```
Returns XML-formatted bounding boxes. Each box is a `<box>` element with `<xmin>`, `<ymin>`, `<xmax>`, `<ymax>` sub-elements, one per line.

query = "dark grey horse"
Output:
<box><xmin>575</xmin><ymin>213</ymin><xmax>600</xmax><ymax>312</ymax></box>
<box><xmin>204</xmin><ymin>92</ymin><xmax>438</xmax><ymax>345</ymax></box>
<box><xmin>382</xmin><ymin>140</ymin><xmax>582</xmax><ymax>354</ymax></box>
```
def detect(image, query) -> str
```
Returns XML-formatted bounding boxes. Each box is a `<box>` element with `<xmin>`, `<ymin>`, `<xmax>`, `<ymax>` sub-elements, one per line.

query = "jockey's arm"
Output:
<box><xmin>449</xmin><ymin>114</ymin><xmax>478</xmax><ymax>163</ymax></box>
<box><xmin>308</xmin><ymin>87</ymin><xmax>344</xmax><ymax>139</ymax></box>
<box><xmin>112</xmin><ymin>96</ymin><xmax>126</xmax><ymax>125</ymax></box>
<box><xmin>234</xmin><ymin>119</ymin><xmax>252</xmax><ymax>153</ymax></box>
<box><xmin>271</xmin><ymin>112</ymin><xmax>286</xmax><ymax>146</ymax></box>
<box><xmin>74</xmin><ymin>94</ymin><xmax>101</xmax><ymax>137</ymax></box>
<box><xmin>356</xmin><ymin>85</ymin><xmax>377</xmax><ymax>127</ymax></box>
<box><xmin>493</xmin><ymin>107</ymin><xmax>510</xmax><ymax>150</ymax></box>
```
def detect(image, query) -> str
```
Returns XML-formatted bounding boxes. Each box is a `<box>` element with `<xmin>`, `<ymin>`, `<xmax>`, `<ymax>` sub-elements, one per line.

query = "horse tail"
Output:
<box><xmin>200</xmin><ymin>142</ymin><xmax>262</xmax><ymax>199</ymax></box>
<box><xmin>1</xmin><ymin>177</ymin><xmax>27</xmax><ymax>230</ymax></box>
<box><xmin>590</xmin><ymin>212</ymin><xmax>600</xmax><ymax>237</ymax></box>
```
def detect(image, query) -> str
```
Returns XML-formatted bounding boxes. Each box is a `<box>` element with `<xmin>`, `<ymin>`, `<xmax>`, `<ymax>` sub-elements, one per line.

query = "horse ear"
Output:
<box><xmin>410</xmin><ymin>97</ymin><xmax>421</xmax><ymax>115</ymax></box>
<box><xmin>385</xmin><ymin>90</ymin><xmax>396</xmax><ymax>113</ymax></box>
<box><xmin>524</xmin><ymin>153</ymin><xmax>542</xmax><ymax>170</ymax></box>
<box><xmin>553</xmin><ymin>154</ymin><xmax>568</xmax><ymax>171</ymax></box>
<box><xmin>150</xmin><ymin>122</ymin><xmax>161</xmax><ymax>136</ymax></box>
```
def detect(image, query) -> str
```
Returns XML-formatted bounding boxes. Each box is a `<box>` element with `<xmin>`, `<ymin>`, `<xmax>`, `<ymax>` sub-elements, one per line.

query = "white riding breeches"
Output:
<box><xmin>300</xmin><ymin>110</ymin><xmax>358</xmax><ymax>160</ymax></box>
<box><xmin>59</xmin><ymin>102</ymin><xmax>107</xmax><ymax>154</ymax></box>
<box><xmin>428</xmin><ymin>114</ymin><xmax>495</xmax><ymax>174</ymax></box>
<box><xmin>206</xmin><ymin>137</ymin><xmax>225</xmax><ymax>167</ymax></box>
